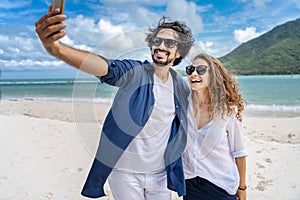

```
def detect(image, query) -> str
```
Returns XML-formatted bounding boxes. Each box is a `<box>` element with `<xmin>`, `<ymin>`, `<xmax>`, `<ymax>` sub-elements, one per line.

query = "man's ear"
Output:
<box><xmin>175</xmin><ymin>52</ymin><xmax>181</xmax><ymax>58</ymax></box>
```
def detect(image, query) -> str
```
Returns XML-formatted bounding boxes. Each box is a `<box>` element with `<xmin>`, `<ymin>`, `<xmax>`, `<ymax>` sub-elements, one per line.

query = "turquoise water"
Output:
<box><xmin>1</xmin><ymin>75</ymin><xmax>300</xmax><ymax>117</ymax></box>
<box><xmin>237</xmin><ymin>75</ymin><xmax>300</xmax><ymax>117</ymax></box>
<box><xmin>0</xmin><ymin>78</ymin><xmax>116</xmax><ymax>102</ymax></box>
<box><xmin>237</xmin><ymin>75</ymin><xmax>300</xmax><ymax>106</ymax></box>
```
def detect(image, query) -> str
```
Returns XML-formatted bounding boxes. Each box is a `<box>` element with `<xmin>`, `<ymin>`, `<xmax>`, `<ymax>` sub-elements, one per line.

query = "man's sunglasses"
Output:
<box><xmin>151</xmin><ymin>37</ymin><xmax>177</xmax><ymax>48</ymax></box>
<box><xmin>186</xmin><ymin>65</ymin><xmax>208</xmax><ymax>75</ymax></box>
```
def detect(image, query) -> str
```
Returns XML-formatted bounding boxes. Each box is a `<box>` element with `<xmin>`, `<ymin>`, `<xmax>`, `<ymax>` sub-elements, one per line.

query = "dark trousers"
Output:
<box><xmin>183</xmin><ymin>177</ymin><xmax>236</xmax><ymax>200</ymax></box>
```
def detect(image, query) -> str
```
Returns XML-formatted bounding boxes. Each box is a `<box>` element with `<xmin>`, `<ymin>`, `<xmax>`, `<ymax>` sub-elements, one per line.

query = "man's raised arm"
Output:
<box><xmin>35</xmin><ymin>7</ymin><xmax>108</xmax><ymax>77</ymax></box>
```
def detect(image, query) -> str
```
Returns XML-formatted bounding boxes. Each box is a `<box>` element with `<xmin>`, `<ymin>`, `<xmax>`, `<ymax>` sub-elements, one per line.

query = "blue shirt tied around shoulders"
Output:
<box><xmin>81</xmin><ymin>59</ymin><xmax>190</xmax><ymax>198</ymax></box>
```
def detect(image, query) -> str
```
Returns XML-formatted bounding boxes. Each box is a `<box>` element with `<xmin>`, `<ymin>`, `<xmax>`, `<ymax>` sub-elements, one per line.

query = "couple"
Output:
<box><xmin>35</xmin><ymin>6</ymin><xmax>247</xmax><ymax>200</ymax></box>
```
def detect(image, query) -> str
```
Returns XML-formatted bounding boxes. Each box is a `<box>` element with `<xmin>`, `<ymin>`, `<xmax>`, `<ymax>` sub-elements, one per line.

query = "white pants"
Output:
<box><xmin>108</xmin><ymin>170</ymin><xmax>172</xmax><ymax>200</ymax></box>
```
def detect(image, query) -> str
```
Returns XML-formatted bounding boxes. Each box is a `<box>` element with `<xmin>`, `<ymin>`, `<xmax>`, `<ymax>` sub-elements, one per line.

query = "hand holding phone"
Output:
<box><xmin>52</xmin><ymin>0</ymin><xmax>65</xmax><ymax>13</ymax></box>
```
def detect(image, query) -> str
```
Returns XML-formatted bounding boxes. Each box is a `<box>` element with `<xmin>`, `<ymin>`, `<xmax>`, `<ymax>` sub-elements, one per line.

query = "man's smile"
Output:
<box><xmin>154</xmin><ymin>49</ymin><xmax>170</xmax><ymax>58</ymax></box>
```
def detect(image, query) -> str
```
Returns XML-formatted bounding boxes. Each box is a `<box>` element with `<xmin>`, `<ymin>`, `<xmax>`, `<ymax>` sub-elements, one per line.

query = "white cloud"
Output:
<box><xmin>126</xmin><ymin>6</ymin><xmax>161</xmax><ymax>26</ymax></box>
<box><xmin>60</xmin><ymin>36</ymin><xmax>74</xmax><ymax>46</ymax></box>
<box><xmin>166</xmin><ymin>0</ymin><xmax>203</xmax><ymax>34</ymax></box>
<box><xmin>93</xmin><ymin>28</ymin><xmax>149</xmax><ymax>59</ymax></box>
<box><xmin>191</xmin><ymin>41</ymin><xmax>223</xmax><ymax>58</ymax></box>
<box><xmin>0</xmin><ymin>33</ymin><xmax>44</xmax><ymax>60</ymax></box>
<box><xmin>0</xmin><ymin>59</ymin><xmax>66</xmax><ymax>70</ymax></box>
<box><xmin>7</xmin><ymin>47</ymin><xmax>20</xmax><ymax>54</ymax></box>
<box><xmin>0</xmin><ymin>27</ymin><xmax>68</xmax><ymax>71</ymax></box>
<box><xmin>60</xmin><ymin>1</ymin><xmax>204</xmax><ymax>59</ymax></box>
<box><xmin>236</xmin><ymin>0</ymin><xmax>272</xmax><ymax>8</ymax></box>
<box><xmin>253</xmin><ymin>0</ymin><xmax>272</xmax><ymax>8</ymax></box>
<box><xmin>0</xmin><ymin>13</ymin><xmax>150</xmax><ymax>72</ymax></box>
<box><xmin>65</xmin><ymin>15</ymin><xmax>150</xmax><ymax>58</ymax></box>
<box><xmin>98</xmin><ymin>19</ymin><xmax>124</xmax><ymax>36</ymax></box>
<box><xmin>67</xmin><ymin>15</ymin><xmax>125</xmax><ymax>46</ymax></box>
<box><xmin>84</xmin><ymin>1</ymin><xmax>162</xmax><ymax>27</ymax></box>
<box><xmin>196</xmin><ymin>4</ymin><xmax>214</xmax><ymax>13</ymax></box>
<box><xmin>233</xmin><ymin>27</ymin><xmax>262</xmax><ymax>43</ymax></box>
<box><xmin>60</xmin><ymin>35</ymin><xmax>93</xmax><ymax>52</ymax></box>
<box><xmin>186</xmin><ymin>38</ymin><xmax>240</xmax><ymax>58</ymax></box>
<box><xmin>98</xmin><ymin>0</ymin><xmax>168</xmax><ymax>8</ymax></box>
<box><xmin>203</xmin><ymin>41</ymin><xmax>213</xmax><ymax>48</ymax></box>
<box><xmin>0</xmin><ymin>0</ymin><xmax>30</xmax><ymax>9</ymax></box>
<box><xmin>0</xmin><ymin>35</ymin><xmax>9</xmax><ymax>42</ymax></box>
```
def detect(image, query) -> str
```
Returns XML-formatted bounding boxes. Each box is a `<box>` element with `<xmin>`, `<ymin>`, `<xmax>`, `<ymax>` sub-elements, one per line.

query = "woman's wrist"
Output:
<box><xmin>238</xmin><ymin>185</ymin><xmax>247</xmax><ymax>190</ymax></box>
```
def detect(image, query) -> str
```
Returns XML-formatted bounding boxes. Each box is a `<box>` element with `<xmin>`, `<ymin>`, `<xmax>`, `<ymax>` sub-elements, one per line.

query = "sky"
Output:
<box><xmin>0</xmin><ymin>0</ymin><xmax>299</xmax><ymax>79</ymax></box>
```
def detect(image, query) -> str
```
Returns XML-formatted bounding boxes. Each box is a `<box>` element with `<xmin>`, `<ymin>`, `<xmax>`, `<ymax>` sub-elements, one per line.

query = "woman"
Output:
<box><xmin>183</xmin><ymin>53</ymin><xmax>247</xmax><ymax>200</ymax></box>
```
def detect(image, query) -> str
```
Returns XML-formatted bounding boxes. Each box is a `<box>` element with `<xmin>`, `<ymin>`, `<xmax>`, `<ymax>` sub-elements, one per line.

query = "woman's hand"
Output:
<box><xmin>236</xmin><ymin>188</ymin><xmax>247</xmax><ymax>200</ymax></box>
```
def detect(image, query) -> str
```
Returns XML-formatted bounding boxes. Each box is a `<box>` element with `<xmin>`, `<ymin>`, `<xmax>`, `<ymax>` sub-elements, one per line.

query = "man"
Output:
<box><xmin>35</xmin><ymin>6</ymin><xmax>194</xmax><ymax>200</ymax></box>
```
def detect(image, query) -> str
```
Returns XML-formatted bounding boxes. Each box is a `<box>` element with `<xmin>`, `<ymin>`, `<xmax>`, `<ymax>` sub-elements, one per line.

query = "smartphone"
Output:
<box><xmin>52</xmin><ymin>0</ymin><xmax>65</xmax><ymax>13</ymax></box>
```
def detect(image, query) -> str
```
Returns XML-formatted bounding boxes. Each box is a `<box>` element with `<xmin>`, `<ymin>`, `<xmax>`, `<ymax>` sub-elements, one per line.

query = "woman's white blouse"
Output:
<box><xmin>183</xmin><ymin>98</ymin><xmax>247</xmax><ymax>195</ymax></box>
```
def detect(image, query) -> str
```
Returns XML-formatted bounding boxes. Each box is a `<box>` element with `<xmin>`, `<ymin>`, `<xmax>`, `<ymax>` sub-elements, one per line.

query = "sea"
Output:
<box><xmin>1</xmin><ymin>74</ymin><xmax>300</xmax><ymax>118</ymax></box>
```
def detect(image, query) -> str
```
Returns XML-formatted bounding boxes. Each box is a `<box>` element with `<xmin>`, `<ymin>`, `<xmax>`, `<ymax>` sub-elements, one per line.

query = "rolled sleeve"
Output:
<box><xmin>227</xmin><ymin>113</ymin><xmax>247</xmax><ymax>158</ymax></box>
<box><xmin>232</xmin><ymin>149</ymin><xmax>247</xmax><ymax>158</ymax></box>
<box><xmin>99</xmin><ymin>59</ymin><xmax>142</xmax><ymax>87</ymax></box>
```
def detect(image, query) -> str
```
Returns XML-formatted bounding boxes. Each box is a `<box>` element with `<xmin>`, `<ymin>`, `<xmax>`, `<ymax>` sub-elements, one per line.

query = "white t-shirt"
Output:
<box><xmin>183</xmin><ymin>95</ymin><xmax>247</xmax><ymax>195</ymax></box>
<box><xmin>114</xmin><ymin>73</ymin><xmax>175</xmax><ymax>173</ymax></box>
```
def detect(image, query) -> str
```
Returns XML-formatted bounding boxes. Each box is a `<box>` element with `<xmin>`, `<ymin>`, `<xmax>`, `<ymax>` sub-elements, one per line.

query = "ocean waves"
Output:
<box><xmin>245</xmin><ymin>104</ymin><xmax>300</xmax><ymax>118</ymax></box>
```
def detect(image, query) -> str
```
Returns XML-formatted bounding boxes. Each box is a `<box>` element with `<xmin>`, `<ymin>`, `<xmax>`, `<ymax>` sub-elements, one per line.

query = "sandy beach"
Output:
<box><xmin>0</xmin><ymin>99</ymin><xmax>299</xmax><ymax>200</ymax></box>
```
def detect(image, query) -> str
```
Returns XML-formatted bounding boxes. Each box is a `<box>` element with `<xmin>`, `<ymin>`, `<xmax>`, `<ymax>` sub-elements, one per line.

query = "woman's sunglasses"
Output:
<box><xmin>151</xmin><ymin>37</ymin><xmax>177</xmax><ymax>48</ymax></box>
<box><xmin>186</xmin><ymin>65</ymin><xmax>208</xmax><ymax>75</ymax></box>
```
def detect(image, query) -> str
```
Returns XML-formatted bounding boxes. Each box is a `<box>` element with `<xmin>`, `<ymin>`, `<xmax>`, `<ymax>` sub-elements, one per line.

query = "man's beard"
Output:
<box><xmin>151</xmin><ymin>53</ymin><xmax>175</xmax><ymax>67</ymax></box>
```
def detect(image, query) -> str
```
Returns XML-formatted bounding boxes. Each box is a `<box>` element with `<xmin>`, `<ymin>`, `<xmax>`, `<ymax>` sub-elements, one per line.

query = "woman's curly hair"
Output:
<box><xmin>145</xmin><ymin>16</ymin><xmax>194</xmax><ymax>66</ymax></box>
<box><xmin>193</xmin><ymin>53</ymin><xmax>246</xmax><ymax>121</ymax></box>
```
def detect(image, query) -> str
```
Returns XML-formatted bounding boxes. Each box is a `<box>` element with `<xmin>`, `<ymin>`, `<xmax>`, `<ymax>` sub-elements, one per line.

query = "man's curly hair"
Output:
<box><xmin>145</xmin><ymin>16</ymin><xmax>194</xmax><ymax>66</ymax></box>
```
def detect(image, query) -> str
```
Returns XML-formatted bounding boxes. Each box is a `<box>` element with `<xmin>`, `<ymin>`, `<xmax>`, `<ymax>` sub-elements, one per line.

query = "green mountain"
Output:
<box><xmin>219</xmin><ymin>18</ymin><xmax>300</xmax><ymax>75</ymax></box>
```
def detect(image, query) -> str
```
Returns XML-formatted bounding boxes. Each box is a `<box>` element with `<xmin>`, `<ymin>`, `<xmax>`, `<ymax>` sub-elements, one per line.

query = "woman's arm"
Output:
<box><xmin>236</xmin><ymin>156</ymin><xmax>247</xmax><ymax>200</ymax></box>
